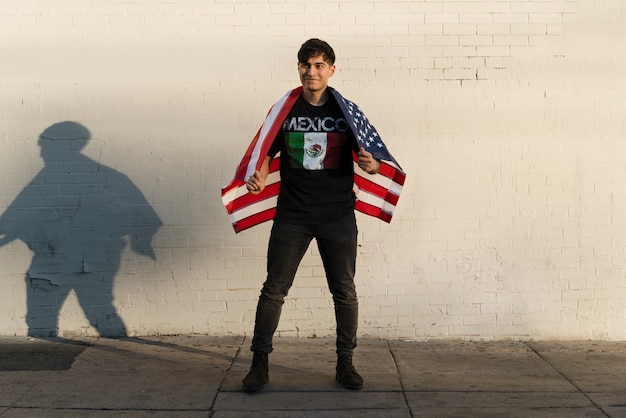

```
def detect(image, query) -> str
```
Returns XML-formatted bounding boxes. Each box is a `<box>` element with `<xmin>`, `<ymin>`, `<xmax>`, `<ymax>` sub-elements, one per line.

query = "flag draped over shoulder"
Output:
<box><xmin>221</xmin><ymin>86</ymin><xmax>406</xmax><ymax>233</ymax></box>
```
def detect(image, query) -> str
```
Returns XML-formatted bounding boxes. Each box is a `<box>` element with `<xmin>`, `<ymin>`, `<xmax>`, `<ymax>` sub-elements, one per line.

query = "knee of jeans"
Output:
<box><xmin>333</xmin><ymin>292</ymin><xmax>358</xmax><ymax>306</ymax></box>
<box><xmin>259</xmin><ymin>287</ymin><xmax>288</xmax><ymax>303</ymax></box>
<box><xmin>329</xmin><ymin>282</ymin><xmax>357</xmax><ymax>300</ymax></box>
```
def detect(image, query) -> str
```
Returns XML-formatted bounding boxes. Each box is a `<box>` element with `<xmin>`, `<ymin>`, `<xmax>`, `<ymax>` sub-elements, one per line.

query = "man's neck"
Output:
<box><xmin>302</xmin><ymin>88</ymin><xmax>329</xmax><ymax>106</ymax></box>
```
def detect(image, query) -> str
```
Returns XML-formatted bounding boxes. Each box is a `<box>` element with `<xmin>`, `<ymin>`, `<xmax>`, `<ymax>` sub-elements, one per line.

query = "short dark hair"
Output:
<box><xmin>297</xmin><ymin>38</ymin><xmax>335</xmax><ymax>65</ymax></box>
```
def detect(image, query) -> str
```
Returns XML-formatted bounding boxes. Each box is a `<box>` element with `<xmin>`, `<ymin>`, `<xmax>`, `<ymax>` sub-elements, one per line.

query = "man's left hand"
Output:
<box><xmin>357</xmin><ymin>147</ymin><xmax>381</xmax><ymax>174</ymax></box>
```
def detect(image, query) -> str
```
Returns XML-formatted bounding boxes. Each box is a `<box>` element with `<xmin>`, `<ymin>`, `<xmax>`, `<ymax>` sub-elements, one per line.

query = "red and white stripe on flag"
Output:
<box><xmin>222</xmin><ymin>87</ymin><xmax>406</xmax><ymax>233</ymax></box>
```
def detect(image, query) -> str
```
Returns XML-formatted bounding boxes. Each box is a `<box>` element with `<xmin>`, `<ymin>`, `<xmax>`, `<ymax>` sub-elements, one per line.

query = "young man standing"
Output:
<box><xmin>222</xmin><ymin>38</ymin><xmax>404</xmax><ymax>393</ymax></box>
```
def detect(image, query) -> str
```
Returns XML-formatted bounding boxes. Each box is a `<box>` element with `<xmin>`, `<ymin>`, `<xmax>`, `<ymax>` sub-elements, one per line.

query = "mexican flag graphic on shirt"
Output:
<box><xmin>286</xmin><ymin>132</ymin><xmax>346</xmax><ymax>170</ymax></box>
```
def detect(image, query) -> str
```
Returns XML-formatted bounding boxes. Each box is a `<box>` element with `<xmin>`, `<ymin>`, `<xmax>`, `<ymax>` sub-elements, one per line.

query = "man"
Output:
<box><xmin>222</xmin><ymin>38</ymin><xmax>405</xmax><ymax>393</ymax></box>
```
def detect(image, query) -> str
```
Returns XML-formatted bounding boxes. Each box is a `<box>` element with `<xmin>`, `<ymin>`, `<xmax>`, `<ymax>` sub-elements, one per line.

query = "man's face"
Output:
<box><xmin>298</xmin><ymin>54</ymin><xmax>335</xmax><ymax>94</ymax></box>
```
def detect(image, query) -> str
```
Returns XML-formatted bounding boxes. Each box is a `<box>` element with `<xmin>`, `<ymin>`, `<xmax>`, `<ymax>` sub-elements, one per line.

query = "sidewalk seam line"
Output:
<box><xmin>525</xmin><ymin>342</ymin><xmax>610</xmax><ymax>417</ymax></box>
<box><xmin>387</xmin><ymin>340</ymin><xmax>414</xmax><ymax>418</ymax></box>
<box><xmin>210</xmin><ymin>334</ymin><xmax>246</xmax><ymax>413</ymax></box>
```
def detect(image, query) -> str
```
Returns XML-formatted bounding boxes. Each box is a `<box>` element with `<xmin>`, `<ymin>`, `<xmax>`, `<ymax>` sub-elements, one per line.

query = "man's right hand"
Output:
<box><xmin>246</xmin><ymin>170</ymin><xmax>265</xmax><ymax>195</ymax></box>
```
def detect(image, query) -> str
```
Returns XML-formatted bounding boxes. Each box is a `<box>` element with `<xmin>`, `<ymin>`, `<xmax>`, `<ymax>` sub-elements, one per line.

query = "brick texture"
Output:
<box><xmin>1</xmin><ymin>0</ymin><xmax>625</xmax><ymax>340</ymax></box>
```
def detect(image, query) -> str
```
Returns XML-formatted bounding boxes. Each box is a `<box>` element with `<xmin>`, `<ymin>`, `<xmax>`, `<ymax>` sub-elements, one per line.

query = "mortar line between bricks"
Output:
<box><xmin>387</xmin><ymin>340</ymin><xmax>414</xmax><ymax>418</ymax></box>
<box><xmin>525</xmin><ymin>342</ymin><xmax>610</xmax><ymax>418</ymax></box>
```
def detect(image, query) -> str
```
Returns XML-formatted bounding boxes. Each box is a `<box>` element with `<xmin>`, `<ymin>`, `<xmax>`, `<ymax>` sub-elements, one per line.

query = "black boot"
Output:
<box><xmin>336</xmin><ymin>354</ymin><xmax>363</xmax><ymax>390</ymax></box>
<box><xmin>242</xmin><ymin>351</ymin><xmax>269</xmax><ymax>393</ymax></box>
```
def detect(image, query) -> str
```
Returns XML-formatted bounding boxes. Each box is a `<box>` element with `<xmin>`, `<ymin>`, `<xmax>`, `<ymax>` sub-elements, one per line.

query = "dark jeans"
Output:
<box><xmin>251</xmin><ymin>213</ymin><xmax>358</xmax><ymax>356</ymax></box>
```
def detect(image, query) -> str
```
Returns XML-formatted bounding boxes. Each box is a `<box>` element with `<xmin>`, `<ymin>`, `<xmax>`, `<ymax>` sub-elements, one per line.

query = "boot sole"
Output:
<box><xmin>335</xmin><ymin>374</ymin><xmax>363</xmax><ymax>390</ymax></box>
<box><xmin>242</xmin><ymin>378</ymin><xmax>269</xmax><ymax>393</ymax></box>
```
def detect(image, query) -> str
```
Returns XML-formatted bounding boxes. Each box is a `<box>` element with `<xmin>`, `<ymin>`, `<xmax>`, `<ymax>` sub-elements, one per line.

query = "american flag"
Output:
<box><xmin>221</xmin><ymin>86</ymin><xmax>406</xmax><ymax>233</ymax></box>
<box><xmin>333</xmin><ymin>91</ymin><xmax>401</xmax><ymax>168</ymax></box>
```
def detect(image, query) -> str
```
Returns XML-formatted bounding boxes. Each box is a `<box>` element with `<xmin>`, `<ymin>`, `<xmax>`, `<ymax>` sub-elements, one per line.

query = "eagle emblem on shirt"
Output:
<box><xmin>306</xmin><ymin>143</ymin><xmax>323</xmax><ymax>158</ymax></box>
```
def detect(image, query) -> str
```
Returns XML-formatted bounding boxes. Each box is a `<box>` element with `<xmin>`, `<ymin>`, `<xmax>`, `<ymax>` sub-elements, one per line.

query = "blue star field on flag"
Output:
<box><xmin>331</xmin><ymin>91</ymin><xmax>403</xmax><ymax>170</ymax></box>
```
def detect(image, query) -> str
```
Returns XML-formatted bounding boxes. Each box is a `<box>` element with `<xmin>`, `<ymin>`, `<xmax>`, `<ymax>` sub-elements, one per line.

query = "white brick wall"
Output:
<box><xmin>1</xmin><ymin>0</ymin><xmax>625</xmax><ymax>340</ymax></box>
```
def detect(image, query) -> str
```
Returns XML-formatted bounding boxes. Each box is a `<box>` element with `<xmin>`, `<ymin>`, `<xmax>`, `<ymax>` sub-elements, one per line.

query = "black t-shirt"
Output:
<box><xmin>269</xmin><ymin>94</ymin><xmax>358</xmax><ymax>225</ymax></box>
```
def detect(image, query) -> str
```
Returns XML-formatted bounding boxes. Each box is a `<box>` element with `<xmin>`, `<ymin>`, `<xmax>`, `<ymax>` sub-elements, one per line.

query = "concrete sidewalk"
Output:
<box><xmin>0</xmin><ymin>336</ymin><xmax>624</xmax><ymax>417</ymax></box>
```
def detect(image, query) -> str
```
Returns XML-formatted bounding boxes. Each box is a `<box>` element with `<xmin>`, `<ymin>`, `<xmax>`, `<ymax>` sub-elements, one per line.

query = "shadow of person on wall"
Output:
<box><xmin>0</xmin><ymin>121</ymin><xmax>162</xmax><ymax>337</ymax></box>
